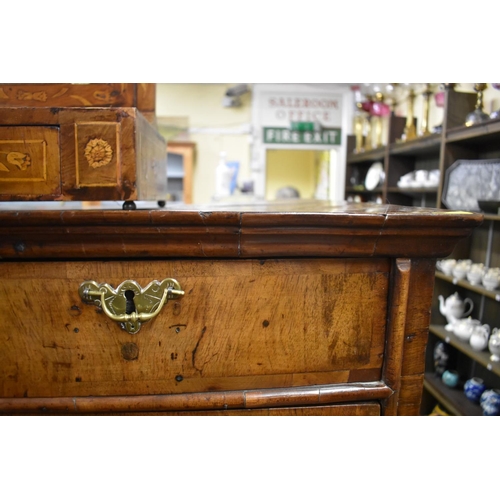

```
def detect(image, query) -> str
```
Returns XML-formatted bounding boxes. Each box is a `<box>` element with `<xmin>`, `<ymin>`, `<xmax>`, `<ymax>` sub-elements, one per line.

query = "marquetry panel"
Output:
<box><xmin>0</xmin><ymin>84</ymin><xmax>135</xmax><ymax>107</ymax></box>
<box><xmin>74</xmin><ymin>122</ymin><xmax>120</xmax><ymax>188</ymax></box>
<box><xmin>0</xmin><ymin>126</ymin><xmax>60</xmax><ymax>198</ymax></box>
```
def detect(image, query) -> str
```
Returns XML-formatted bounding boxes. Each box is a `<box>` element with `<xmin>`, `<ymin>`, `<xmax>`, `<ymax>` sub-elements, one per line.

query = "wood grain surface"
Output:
<box><xmin>0</xmin><ymin>203</ymin><xmax>483</xmax><ymax>260</ymax></box>
<box><xmin>0</xmin><ymin>258</ymin><xmax>388</xmax><ymax>399</ymax></box>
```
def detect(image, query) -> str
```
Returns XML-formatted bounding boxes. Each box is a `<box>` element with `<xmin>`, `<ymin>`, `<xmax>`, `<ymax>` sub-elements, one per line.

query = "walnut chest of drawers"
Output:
<box><xmin>0</xmin><ymin>202</ymin><xmax>482</xmax><ymax>415</ymax></box>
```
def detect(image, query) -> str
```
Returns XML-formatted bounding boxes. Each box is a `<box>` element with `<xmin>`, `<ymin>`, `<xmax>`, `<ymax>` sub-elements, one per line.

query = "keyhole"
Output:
<box><xmin>125</xmin><ymin>290</ymin><xmax>136</xmax><ymax>314</ymax></box>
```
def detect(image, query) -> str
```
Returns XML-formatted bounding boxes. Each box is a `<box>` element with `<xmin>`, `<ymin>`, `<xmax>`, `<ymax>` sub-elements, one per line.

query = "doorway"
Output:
<box><xmin>265</xmin><ymin>149</ymin><xmax>331</xmax><ymax>201</ymax></box>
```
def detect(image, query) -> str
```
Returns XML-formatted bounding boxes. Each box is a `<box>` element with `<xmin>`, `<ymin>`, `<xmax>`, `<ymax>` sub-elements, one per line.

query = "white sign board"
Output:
<box><xmin>259</xmin><ymin>91</ymin><xmax>343</xmax><ymax>128</ymax></box>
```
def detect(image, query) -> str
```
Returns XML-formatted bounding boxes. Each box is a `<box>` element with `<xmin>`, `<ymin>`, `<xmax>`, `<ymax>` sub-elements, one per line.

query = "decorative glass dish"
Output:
<box><xmin>442</xmin><ymin>159</ymin><xmax>500</xmax><ymax>211</ymax></box>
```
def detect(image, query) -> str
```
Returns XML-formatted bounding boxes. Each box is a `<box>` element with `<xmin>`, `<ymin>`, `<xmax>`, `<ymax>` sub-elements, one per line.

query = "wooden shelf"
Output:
<box><xmin>429</xmin><ymin>324</ymin><xmax>500</xmax><ymax>377</ymax></box>
<box><xmin>345</xmin><ymin>187</ymin><xmax>383</xmax><ymax>194</ymax></box>
<box><xmin>387</xmin><ymin>187</ymin><xmax>438</xmax><ymax>197</ymax></box>
<box><xmin>389</xmin><ymin>134</ymin><xmax>442</xmax><ymax>156</ymax></box>
<box><xmin>346</xmin><ymin>146</ymin><xmax>385</xmax><ymax>164</ymax></box>
<box><xmin>423</xmin><ymin>373</ymin><xmax>483</xmax><ymax>416</ymax></box>
<box><xmin>483</xmin><ymin>214</ymin><xmax>500</xmax><ymax>222</ymax></box>
<box><xmin>435</xmin><ymin>271</ymin><xmax>500</xmax><ymax>302</ymax></box>
<box><xmin>446</xmin><ymin>117</ymin><xmax>500</xmax><ymax>144</ymax></box>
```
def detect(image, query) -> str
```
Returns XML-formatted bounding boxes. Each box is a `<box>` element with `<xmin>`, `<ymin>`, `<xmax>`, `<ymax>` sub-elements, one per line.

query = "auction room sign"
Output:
<box><xmin>259</xmin><ymin>90</ymin><xmax>343</xmax><ymax>145</ymax></box>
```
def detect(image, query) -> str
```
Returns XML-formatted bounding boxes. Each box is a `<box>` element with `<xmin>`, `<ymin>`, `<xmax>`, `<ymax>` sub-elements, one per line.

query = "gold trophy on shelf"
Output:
<box><xmin>399</xmin><ymin>84</ymin><xmax>418</xmax><ymax>142</ymax></box>
<box><xmin>361</xmin><ymin>92</ymin><xmax>374</xmax><ymax>152</ymax></box>
<box><xmin>351</xmin><ymin>85</ymin><xmax>366</xmax><ymax>153</ymax></box>
<box><xmin>465</xmin><ymin>83</ymin><xmax>489</xmax><ymax>126</ymax></box>
<box><xmin>419</xmin><ymin>84</ymin><xmax>434</xmax><ymax>137</ymax></box>
<box><xmin>371</xmin><ymin>88</ymin><xmax>391</xmax><ymax>148</ymax></box>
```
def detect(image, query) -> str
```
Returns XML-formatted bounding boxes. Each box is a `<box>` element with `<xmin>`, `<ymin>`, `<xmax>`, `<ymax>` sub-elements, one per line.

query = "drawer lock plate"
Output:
<box><xmin>78</xmin><ymin>279</ymin><xmax>184</xmax><ymax>334</ymax></box>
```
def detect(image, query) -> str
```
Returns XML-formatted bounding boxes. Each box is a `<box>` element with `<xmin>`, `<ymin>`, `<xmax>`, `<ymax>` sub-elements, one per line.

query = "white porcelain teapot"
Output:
<box><xmin>438</xmin><ymin>292</ymin><xmax>474</xmax><ymax>332</ymax></box>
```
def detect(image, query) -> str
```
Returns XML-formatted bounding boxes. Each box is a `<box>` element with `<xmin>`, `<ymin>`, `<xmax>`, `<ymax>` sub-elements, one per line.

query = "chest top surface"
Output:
<box><xmin>0</xmin><ymin>200</ymin><xmax>483</xmax><ymax>260</ymax></box>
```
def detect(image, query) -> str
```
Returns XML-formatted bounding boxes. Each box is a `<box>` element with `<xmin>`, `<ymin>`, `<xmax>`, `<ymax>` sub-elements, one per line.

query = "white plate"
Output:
<box><xmin>365</xmin><ymin>162</ymin><xmax>385</xmax><ymax>190</ymax></box>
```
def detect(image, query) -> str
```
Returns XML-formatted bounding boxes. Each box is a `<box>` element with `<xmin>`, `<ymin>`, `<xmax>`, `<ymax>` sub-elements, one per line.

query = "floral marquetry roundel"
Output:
<box><xmin>84</xmin><ymin>138</ymin><xmax>113</xmax><ymax>169</ymax></box>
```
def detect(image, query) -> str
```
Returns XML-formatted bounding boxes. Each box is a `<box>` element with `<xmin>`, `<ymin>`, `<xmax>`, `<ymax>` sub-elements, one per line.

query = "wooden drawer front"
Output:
<box><xmin>0</xmin><ymin>126</ymin><xmax>60</xmax><ymax>197</ymax></box>
<box><xmin>0</xmin><ymin>258</ymin><xmax>389</xmax><ymax>398</ymax></box>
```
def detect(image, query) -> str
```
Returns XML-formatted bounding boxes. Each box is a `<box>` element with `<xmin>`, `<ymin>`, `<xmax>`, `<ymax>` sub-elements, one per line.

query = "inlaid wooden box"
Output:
<box><xmin>0</xmin><ymin>106</ymin><xmax>167</xmax><ymax>203</ymax></box>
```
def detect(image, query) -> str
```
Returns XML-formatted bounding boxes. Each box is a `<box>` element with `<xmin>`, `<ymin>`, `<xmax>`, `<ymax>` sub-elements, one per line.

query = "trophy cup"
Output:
<box><xmin>465</xmin><ymin>83</ymin><xmax>489</xmax><ymax>126</ymax></box>
<box><xmin>400</xmin><ymin>84</ymin><xmax>417</xmax><ymax>142</ymax></box>
<box><xmin>371</xmin><ymin>88</ymin><xmax>391</xmax><ymax>148</ymax></box>
<box><xmin>351</xmin><ymin>86</ymin><xmax>365</xmax><ymax>153</ymax></box>
<box><xmin>433</xmin><ymin>83</ymin><xmax>456</xmax><ymax>133</ymax></box>
<box><xmin>384</xmin><ymin>83</ymin><xmax>403</xmax><ymax>113</ymax></box>
<box><xmin>419</xmin><ymin>84</ymin><xmax>434</xmax><ymax>137</ymax></box>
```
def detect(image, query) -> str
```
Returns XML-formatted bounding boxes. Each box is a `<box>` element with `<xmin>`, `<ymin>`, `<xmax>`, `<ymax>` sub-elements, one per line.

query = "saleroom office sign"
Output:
<box><xmin>259</xmin><ymin>90</ymin><xmax>343</xmax><ymax>146</ymax></box>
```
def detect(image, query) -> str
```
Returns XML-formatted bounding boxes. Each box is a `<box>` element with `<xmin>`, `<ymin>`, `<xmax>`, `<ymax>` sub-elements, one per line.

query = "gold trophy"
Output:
<box><xmin>419</xmin><ymin>84</ymin><xmax>434</xmax><ymax>136</ymax></box>
<box><xmin>465</xmin><ymin>83</ymin><xmax>489</xmax><ymax>126</ymax></box>
<box><xmin>400</xmin><ymin>85</ymin><xmax>417</xmax><ymax>142</ymax></box>
<box><xmin>351</xmin><ymin>85</ymin><xmax>371</xmax><ymax>153</ymax></box>
<box><xmin>353</xmin><ymin>105</ymin><xmax>364</xmax><ymax>154</ymax></box>
<box><xmin>371</xmin><ymin>90</ymin><xmax>391</xmax><ymax>148</ymax></box>
<box><xmin>362</xmin><ymin>93</ymin><xmax>374</xmax><ymax>151</ymax></box>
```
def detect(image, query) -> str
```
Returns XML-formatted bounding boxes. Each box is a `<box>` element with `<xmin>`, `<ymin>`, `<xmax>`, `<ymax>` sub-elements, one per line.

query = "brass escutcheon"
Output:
<box><xmin>78</xmin><ymin>278</ymin><xmax>184</xmax><ymax>334</ymax></box>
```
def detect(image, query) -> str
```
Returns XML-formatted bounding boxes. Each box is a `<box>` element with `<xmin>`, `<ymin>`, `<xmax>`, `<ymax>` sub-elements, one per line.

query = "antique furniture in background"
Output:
<box><xmin>0</xmin><ymin>84</ymin><xmax>166</xmax><ymax>207</ymax></box>
<box><xmin>0</xmin><ymin>201</ymin><xmax>482</xmax><ymax>415</ymax></box>
<box><xmin>166</xmin><ymin>141</ymin><xmax>195</xmax><ymax>204</ymax></box>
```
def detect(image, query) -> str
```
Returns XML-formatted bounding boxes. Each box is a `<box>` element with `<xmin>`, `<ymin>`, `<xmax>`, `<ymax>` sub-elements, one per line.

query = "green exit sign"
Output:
<box><xmin>264</xmin><ymin>127</ymin><xmax>341</xmax><ymax>145</ymax></box>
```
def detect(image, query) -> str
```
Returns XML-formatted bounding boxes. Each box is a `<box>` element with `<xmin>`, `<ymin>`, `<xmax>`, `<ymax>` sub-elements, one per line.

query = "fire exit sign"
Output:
<box><xmin>263</xmin><ymin>127</ymin><xmax>341</xmax><ymax>145</ymax></box>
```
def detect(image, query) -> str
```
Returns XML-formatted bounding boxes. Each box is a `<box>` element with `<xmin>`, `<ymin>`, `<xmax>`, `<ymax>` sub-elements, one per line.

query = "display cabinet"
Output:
<box><xmin>345</xmin><ymin>88</ymin><xmax>498</xmax><ymax>209</ymax></box>
<box><xmin>421</xmin><ymin>213</ymin><xmax>500</xmax><ymax>415</ymax></box>
<box><xmin>346</xmin><ymin>86</ymin><xmax>500</xmax><ymax>415</ymax></box>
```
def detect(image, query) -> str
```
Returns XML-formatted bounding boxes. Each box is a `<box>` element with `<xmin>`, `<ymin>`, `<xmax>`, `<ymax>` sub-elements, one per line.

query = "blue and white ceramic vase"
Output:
<box><xmin>442</xmin><ymin>369</ymin><xmax>460</xmax><ymax>388</ymax></box>
<box><xmin>480</xmin><ymin>389</ymin><xmax>500</xmax><ymax>416</ymax></box>
<box><xmin>464</xmin><ymin>377</ymin><xmax>486</xmax><ymax>404</ymax></box>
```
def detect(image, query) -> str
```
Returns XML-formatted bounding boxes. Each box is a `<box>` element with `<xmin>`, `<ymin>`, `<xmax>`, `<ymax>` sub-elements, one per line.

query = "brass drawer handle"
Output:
<box><xmin>78</xmin><ymin>279</ymin><xmax>184</xmax><ymax>334</ymax></box>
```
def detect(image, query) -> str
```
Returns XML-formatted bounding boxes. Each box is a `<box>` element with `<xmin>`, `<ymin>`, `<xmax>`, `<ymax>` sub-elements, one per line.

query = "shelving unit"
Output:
<box><xmin>345</xmin><ymin>87</ymin><xmax>500</xmax><ymax>416</ymax></box>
